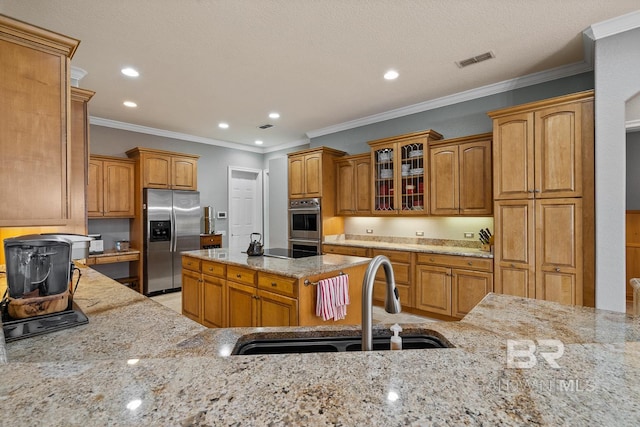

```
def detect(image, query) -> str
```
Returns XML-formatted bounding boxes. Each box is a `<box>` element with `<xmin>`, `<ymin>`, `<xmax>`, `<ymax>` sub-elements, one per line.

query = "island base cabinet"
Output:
<box><xmin>181</xmin><ymin>269</ymin><xmax>201</xmax><ymax>322</ymax></box>
<box><xmin>258</xmin><ymin>290</ymin><xmax>298</xmax><ymax>327</ymax></box>
<box><xmin>227</xmin><ymin>281</ymin><xmax>257</xmax><ymax>327</ymax></box>
<box><xmin>202</xmin><ymin>275</ymin><xmax>227</xmax><ymax>328</ymax></box>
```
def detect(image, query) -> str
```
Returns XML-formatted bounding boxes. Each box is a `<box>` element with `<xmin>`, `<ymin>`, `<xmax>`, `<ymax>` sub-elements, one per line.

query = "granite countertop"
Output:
<box><xmin>87</xmin><ymin>248</ymin><xmax>141</xmax><ymax>259</ymax></box>
<box><xmin>1</xmin><ymin>266</ymin><xmax>639</xmax><ymax>425</ymax></box>
<box><xmin>182</xmin><ymin>248</ymin><xmax>372</xmax><ymax>279</ymax></box>
<box><xmin>324</xmin><ymin>235</ymin><xmax>494</xmax><ymax>258</ymax></box>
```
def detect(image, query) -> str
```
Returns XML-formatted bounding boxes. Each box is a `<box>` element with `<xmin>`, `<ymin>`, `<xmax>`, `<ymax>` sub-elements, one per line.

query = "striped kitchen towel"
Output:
<box><xmin>315</xmin><ymin>274</ymin><xmax>350</xmax><ymax>321</ymax></box>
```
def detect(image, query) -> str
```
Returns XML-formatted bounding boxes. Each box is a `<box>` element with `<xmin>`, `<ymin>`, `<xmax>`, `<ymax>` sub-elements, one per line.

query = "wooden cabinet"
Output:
<box><xmin>126</xmin><ymin>147</ymin><xmax>199</xmax><ymax>190</ymax></box>
<box><xmin>494</xmin><ymin>198</ymin><xmax>583</xmax><ymax>306</ymax></box>
<box><xmin>489</xmin><ymin>91</ymin><xmax>594</xmax><ymax>306</ymax></box>
<box><xmin>288</xmin><ymin>146</ymin><xmax>346</xmax><ymax>199</ymax></box>
<box><xmin>88</xmin><ymin>156</ymin><xmax>135</xmax><ymax>218</ymax></box>
<box><xmin>626</xmin><ymin>211</ymin><xmax>640</xmax><ymax>301</ymax></box>
<box><xmin>429</xmin><ymin>133</ymin><xmax>492</xmax><ymax>216</ymax></box>
<box><xmin>336</xmin><ymin>154</ymin><xmax>372</xmax><ymax>215</ymax></box>
<box><xmin>368</xmin><ymin>130</ymin><xmax>443</xmax><ymax>215</ymax></box>
<box><xmin>372</xmin><ymin>249</ymin><xmax>414</xmax><ymax>308</ymax></box>
<box><xmin>200</xmin><ymin>234</ymin><xmax>222</xmax><ymax>249</ymax></box>
<box><xmin>0</xmin><ymin>16</ymin><xmax>80</xmax><ymax>227</ymax></box>
<box><xmin>414</xmin><ymin>253</ymin><xmax>493</xmax><ymax>319</ymax></box>
<box><xmin>322</xmin><ymin>244</ymin><xmax>370</xmax><ymax>257</ymax></box>
<box><xmin>182</xmin><ymin>256</ymin><xmax>367</xmax><ymax>327</ymax></box>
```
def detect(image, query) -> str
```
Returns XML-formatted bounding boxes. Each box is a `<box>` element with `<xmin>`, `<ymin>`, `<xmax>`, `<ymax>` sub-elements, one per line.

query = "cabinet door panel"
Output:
<box><xmin>202</xmin><ymin>275</ymin><xmax>226</xmax><ymax>328</ymax></box>
<box><xmin>227</xmin><ymin>281</ymin><xmax>256</xmax><ymax>327</ymax></box>
<box><xmin>181</xmin><ymin>269</ymin><xmax>201</xmax><ymax>322</ymax></box>
<box><xmin>103</xmin><ymin>161</ymin><xmax>134</xmax><ymax>217</ymax></box>
<box><xmin>304</xmin><ymin>153</ymin><xmax>322</xmax><ymax>197</ymax></box>
<box><xmin>258</xmin><ymin>290</ymin><xmax>298</xmax><ymax>327</ymax></box>
<box><xmin>460</xmin><ymin>140</ymin><xmax>492</xmax><ymax>215</ymax></box>
<box><xmin>172</xmin><ymin>157</ymin><xmax>197</xmax><ymax>190</ymax></box>
<box><xmin>452</xmin><ymin>270</ymin><xmax>493</xmax><ymax>318</ymax></box>
<box><xmin>535</xmin><ymin>104</ymin><xmax>582</xmax><ymax>198</ymax></box>
<box><xmin>415</xmin><ymin>265</ymin><xmax>451</xmax><ymax>315</ymax></box>
<box><xmin>288</xmin><ymin>156</ymin><xmax>304</xmax><ymax>198</ymax></box>
<box><xmin>143</xmin><ymin>154</ymin><xmax>171</xmax><ymax>188</ymax></box>
<box><xmin>536</xmin><ymin>271</ymin><xmax>576</xmax><ymax>306</ymax></box>
<box><xmin>373</xmin><ymin>280</ymin><xmax>413</xmax><ymax>308</ymax></box>
<box><xmin>495</xmin><ymin>266</ymin><xmax>533</xmax><ymax>298</ymax></box>
<box><xmin>493</xmin><ymin>113</ymin><xmax>534</xmax><ymax>199</ymax></box>
<box><xmin>430</xmin><ymin>146</ymin><xmax>459</xmax><ymax>215</ymax></box>
<box><xmin>494</xmin><ymin>200</ymin><xmax>535</xmax><ymax>266</ymax></box>
<box><xmin>354</xmin><ymin>158</ymin><xmax>371</xmax><ymax>214</ymax></box>
<box><xmin>336</xmin><ymin>161</ymin><xmax>355</xmax><ymax>214</ymax></box>
<box><xmin>87</xmin><ymin>159</ymin><xmax>103</xmax><ymax>217</ymax></box>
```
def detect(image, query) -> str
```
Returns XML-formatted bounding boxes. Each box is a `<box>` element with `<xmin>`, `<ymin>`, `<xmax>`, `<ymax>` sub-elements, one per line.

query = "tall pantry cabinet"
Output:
<box><xmin>488</xmin><ymin>91</ymin><xmax>594</xmax><ymax>307</ymax></box>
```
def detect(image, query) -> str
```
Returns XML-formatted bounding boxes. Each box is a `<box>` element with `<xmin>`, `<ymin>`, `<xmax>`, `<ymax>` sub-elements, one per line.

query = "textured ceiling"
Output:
<box><xmin>1</xmin><ymin>1</ymin><xmax>639</xmax><ymax>150</ymax></box>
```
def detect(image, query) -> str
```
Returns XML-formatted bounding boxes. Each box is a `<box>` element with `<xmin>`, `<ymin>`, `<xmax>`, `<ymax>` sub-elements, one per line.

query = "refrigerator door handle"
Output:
<box><xmin>171</xmin><ymin>206</ymin><xmax>177</xmax><ymax>253</ymax></box>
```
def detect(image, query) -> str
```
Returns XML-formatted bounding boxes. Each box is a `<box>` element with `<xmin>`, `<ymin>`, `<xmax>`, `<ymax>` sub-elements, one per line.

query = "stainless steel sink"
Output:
<box><xmin>232</xmin><ymin>334</ymin><xmax>450</xmax><ymax>355</ymax></box>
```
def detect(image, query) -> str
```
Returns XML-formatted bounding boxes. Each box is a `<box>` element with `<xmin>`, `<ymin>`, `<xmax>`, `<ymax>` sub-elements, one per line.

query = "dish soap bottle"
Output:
<box><xmin>390</xmin><ymin>323</ymin><xmax>403</xmax><ymax>350</ymax></box>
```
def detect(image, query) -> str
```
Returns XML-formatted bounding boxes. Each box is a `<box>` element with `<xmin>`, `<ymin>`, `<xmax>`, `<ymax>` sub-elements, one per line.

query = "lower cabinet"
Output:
<box><xmin>414</xmin><ymin>253</ymin><xmax>493</xmax><ymax>319</ymax></box>
<box><xmin>182</xmin><ymin>256</ymin><xmax>351</xmax><ymax>328</ymax></box>
<box><xmin>372</xmin><ymin>249</ymin><xmax>414</xmax><ymax>308</ymax></box>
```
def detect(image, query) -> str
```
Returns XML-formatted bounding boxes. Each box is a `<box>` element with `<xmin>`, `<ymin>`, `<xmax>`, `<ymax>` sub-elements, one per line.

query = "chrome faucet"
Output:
<box><xmin>362</xmin><ymin>255</ymin><xmax>402</xmax><ymax>351</ymax></box>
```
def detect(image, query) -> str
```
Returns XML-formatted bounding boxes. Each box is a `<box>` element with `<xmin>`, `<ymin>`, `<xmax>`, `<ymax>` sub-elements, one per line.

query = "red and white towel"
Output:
<box><xmin>316</xmin><ymin>274</ymin><xmax>350</xmax><ymax>321</ymax></box>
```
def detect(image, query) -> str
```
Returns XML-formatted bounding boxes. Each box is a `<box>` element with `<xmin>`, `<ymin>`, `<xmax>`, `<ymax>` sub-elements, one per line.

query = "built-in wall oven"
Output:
<box><xmin>289</xmin><ymin>198</ymin><xmax>321</xmax><ymax>254</ymax></box>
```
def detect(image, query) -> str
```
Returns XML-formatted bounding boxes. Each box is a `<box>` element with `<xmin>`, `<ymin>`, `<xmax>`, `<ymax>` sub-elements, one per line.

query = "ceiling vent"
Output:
<box><xmin>258</xmin><ymin>124</ymin><xmax>274</xmax><ymax>130</ymax></box>
<box><xmin>456</xmin><ymin>51</ymin><xmax>495</xmax><ymax>68</ymax></box>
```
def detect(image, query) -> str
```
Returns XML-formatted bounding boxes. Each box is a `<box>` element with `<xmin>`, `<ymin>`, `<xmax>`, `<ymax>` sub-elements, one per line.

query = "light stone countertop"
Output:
<box><xmin>182</xmin><ymin>248</ymin><xmax>372</xmax><ymax>279</ymax></box>
<box><xmin>324</xmin><ymin>235</ymin><xmax>494</xmax><ymax>258</ymax></box>
<box><xmin>1</xmin><ymin>265</ymin><xmax>640</xmax><ymax>425</ymax></box>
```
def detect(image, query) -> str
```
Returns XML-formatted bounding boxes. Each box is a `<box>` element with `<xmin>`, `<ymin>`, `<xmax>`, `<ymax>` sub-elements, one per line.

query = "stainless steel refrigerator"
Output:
<box><xmin>144</xmin><ymin>189</ymin><xmax>201</xmax><ymax>295</ymax></box>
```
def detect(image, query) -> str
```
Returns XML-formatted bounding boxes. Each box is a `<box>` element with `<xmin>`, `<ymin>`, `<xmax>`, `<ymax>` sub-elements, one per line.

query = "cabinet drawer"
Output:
<box><xmin>182</xmin><ymin>256</ymin><xmax>201</xmax><ymax>272</ymax></box>
<box><xmin>258</xmin><ymin>272</ymin><xmax>297</xmax><ymax>297</ymax></box>
<box><xmin>323</xmin><ymin>244</ymin><xmax>370</xmax><ymax>257</ymax></box>
<box><xmin>227</xmin><ymin>265</ymin><xmax>257</xmax><ymax>286</ymax></box>
<box><xmin>201</xmin><ymin>260</ymin><xmax>226</xmax><ymax>278</ymax></box>
<box><xmin>371</xmin><ymin>249</ymin><xmax>411</xmax><ymax>263</ymax></box>
<box><xmin>416</xmin><ymin>253</ymin><xmax>493</xmax><ymax>272</ymax></box>
<box><xmin>93</xmin><ymin>253</ymin><xmax>140</xmax><ymax>265</ymax></box>
<box><xmin>375</xmin><ymin>262</ymin><xmax>411</xmax><ymax>284</ymax></box>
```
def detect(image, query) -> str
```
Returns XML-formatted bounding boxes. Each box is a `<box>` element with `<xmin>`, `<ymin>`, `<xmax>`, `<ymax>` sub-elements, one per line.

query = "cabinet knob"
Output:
<box><xmin>429</xmin><ymin>258</ymin><xmax>435</xmax><ymax>262</ymax></box>
<box><xmin>555</xmin><ymin>267</ymin><xmax>561</xmax><ymax>272</ymax></box>
<box><xmin>511</xmin><ymin>263</ymin><xmax>516</xmax><ymax>268</ymax></box>
<box><xmin>534</xmin><ymin>189</ymin><xmax>541</xmax><ymax>193</ymax></box>
<box><xmin>271</xmin><ymin>282</ymin><xmax>277</xmax><ymax>287</ymax></box>
<box><xmin>237</xmin><ymin>274</ymin><xmax>242</xmax><ymax>278</ymax></box>
<box><xmin>208</xmin><ymin>267</ymin><xmax>213</xmax><ymax>272</ymax></box>
<box><xmin>467</xmin><ymin>261</ymin><xmax>473</xmax><ymax>266</ymax></box>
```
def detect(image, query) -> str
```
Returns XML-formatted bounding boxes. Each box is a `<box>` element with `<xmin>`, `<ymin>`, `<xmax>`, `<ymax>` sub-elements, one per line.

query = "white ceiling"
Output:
<box><xmin>2</xmin><ymin>1</ymin><xmax>639</xmax><ymax>151</ymax></box>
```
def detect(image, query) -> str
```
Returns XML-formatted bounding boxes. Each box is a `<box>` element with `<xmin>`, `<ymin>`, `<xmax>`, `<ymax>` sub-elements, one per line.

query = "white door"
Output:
<box><xmin>228</xmin><ymin>167</ymin><xmax>263</xmax><ymax>252</ymax></box>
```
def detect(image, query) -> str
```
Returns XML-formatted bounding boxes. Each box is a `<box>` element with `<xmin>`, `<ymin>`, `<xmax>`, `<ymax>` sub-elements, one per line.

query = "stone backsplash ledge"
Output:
<box><xmin>325</xmin><ymin>234</ymin><xmax>482</xmax><ymax>249</ymax></box>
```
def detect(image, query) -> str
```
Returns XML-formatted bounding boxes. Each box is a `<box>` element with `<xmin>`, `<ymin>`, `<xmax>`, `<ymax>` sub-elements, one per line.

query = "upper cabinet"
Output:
<box><xmin>429</xmin><ymin>133</ymin><xmax>493</xmax><ymax>216</ymax></box>
<box><xmin>0</xmin><ymin>15</ymin><xmax>80</xmax><ymax>227</ymax></box>
<box><xmin>336</xmin><ymin>153</ymin><xmax>371</xmax><ymax>215</ymax></box>
<box><xmin>368</xmin><ymin>130</ymin><xmax>443</xmax><ymax>215</ymax></box>
<box><xmin>126</xmin><ymin>147</ymin><xmax>199</xmax><ymax>190</ymax></box>
<box><xmin>490</xmin><ymin>95</ymin><xmax>589</xmax><ymax>200</ymax></box>
<box><xmin>88</xmin><ymin>155</ymin><xmax>135</xmax><ymax>218</ymax></box>
<box><xmin>288</xmin><ymin>147</ymin><xmax>346</xmax><ymax>199</ymax></box>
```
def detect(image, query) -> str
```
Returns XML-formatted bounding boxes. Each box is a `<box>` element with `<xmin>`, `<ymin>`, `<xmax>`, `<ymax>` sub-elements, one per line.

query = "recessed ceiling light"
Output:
<box><xmin>384</xmin><ymin>70</ymin><xmax>399</xmax><ymax>80</ymax></box>
<box><xmin>218</xmin><ymin>122</ymin><xmax>229</xmax><ymax>129</ymax></box>
<box><xmin>255</xmin><ymin>140</ymin><xmax>264</xmax><ymax>145</ymax></box>
<box><xmin>121</xmin><ymin>67</ymin><xmax>139</xmax><ymax>77</ymax></box>
<box><xmin>123</xmin><ymin>101</ymin><xmax>137</xmax><ymax>108</ymax></box>
<box><xmin>269</xmin><ymin>112</ymin><xmax>280</xmax><ymax>119</ymax></box>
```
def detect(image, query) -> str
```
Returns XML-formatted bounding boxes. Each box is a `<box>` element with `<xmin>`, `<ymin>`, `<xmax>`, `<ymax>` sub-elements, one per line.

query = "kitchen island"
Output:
<box><xmin>1</xmin><ymin>266</ymin><xmax>639</xmax><ymax>426</ymax></box>
<box><xmin>180</xmin><ymin>249</ymin><xmax>372</xmax><ymax>327</ymax></box>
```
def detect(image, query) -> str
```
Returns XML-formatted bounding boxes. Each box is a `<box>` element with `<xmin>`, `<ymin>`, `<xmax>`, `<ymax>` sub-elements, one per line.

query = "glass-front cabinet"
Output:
<box><xmin>368</xmin><ymin>130</ymin><xmax>443</xmax><ymax>215</ymax></box>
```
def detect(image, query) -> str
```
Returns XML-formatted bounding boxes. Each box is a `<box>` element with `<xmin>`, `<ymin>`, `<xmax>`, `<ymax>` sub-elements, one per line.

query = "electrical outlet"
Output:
<box><xmin>416</xmin><ymin>231</ymin><xmax>424</xmax><ymax>237</ymax></box>
<box><xmin>464</xmin><ymin>232</ymin><xmax>474</xmax><ymax>238</ymax></box>
<box><xmin>366</xmin><ymin>229</ymin><xmax>373</xmax><ymax>234</ymax></box>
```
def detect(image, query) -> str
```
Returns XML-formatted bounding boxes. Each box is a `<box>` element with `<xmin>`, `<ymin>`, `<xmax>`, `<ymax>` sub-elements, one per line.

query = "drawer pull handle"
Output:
<box><xmin>208</xmin><ymin>267</ymin><xmax>213</xmax><ymax>272</ymax></box>
<box><xmin>467</xmin><ymin>262</ymin><xmax>473</xmax><ymax>266</ymax></box>
<box><xmin>555</xmin><ymin>267</ymin><xmax>561</xmax><ymax>272</ymax></box>
<box><xmin>271</xmin><ymin>282</ymin><xmax>278</xmax><ymax>287</ymax></box>
<box><xmin>429</xmin><ymin>258</ymin><xmax>434</xmax><ymax>262</ymax></box>
<box><xmin>237</xmin><ymin>274</ymin><xmax>242</xmax><ymax>278</ymax></box>
<box><xmin>511</xmin><ymin>263</ymin><xmax>516</xmax><ymax>268</ymax></box>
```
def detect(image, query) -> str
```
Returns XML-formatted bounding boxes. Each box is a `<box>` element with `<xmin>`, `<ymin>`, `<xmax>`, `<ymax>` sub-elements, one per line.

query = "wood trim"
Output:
<box><xmin>367</xmin><ymin>129</ymin><xmax>443</xmax><ymax>147</ymax></box>
<box><xmin>487</xmin><ymin>90</ymin><xmax>594</xmax><ymax>119</ymax></box>
<box><xmin>428</xmin><ymin>132</ymin><xmax>493</xmax><ymax>147</ymax></box>
<box><xmin>286</xmin><ymin>145</ymin><xmax>346</xmax><ymax>158</ymax></box>
<box><xmin>125</xmin><ymin>146</ymin><xmax>200</xmax><ymax>160</ymax></box>
<box><xmin>0</xmin><ymin>15</ymin><xmax>80</xmax><ymax>57</ymax></box>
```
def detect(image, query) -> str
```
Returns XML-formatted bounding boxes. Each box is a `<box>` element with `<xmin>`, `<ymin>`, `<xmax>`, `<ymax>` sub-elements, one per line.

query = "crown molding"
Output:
<box><xmin>89</xmin><ymin>116</ymin><xmax>294</xmax><ymax>154</ymax></box>
<box><xmin>627</xmin><ymin>119</ymin><xmax>640</xmax><ymax>133</ymax></box>
<box><xmin>584</xmin><ymin>9</ymin><xmax>640</xmax><ymax>41</ymax></box>
<box><xmin>70</xmin><ymin>66</ymin><xmax>87</xmax><ymax>87</ymax></box>
<box><xmin>306</xmin><ymin>61</ymin><xmax>593</xmax><ymax>139</ymax></box>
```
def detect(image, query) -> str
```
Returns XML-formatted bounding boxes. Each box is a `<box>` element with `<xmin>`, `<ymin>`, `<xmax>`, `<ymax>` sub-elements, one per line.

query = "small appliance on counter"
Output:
<box><xmin>88</xmin><ymin>234</ymin><xmax>103</xmax><ymax>254</ymax></box>
<box><xmin>1</xmin><ymin>234</ymin><xmax>88</xmax><ymax>342</ymax></box>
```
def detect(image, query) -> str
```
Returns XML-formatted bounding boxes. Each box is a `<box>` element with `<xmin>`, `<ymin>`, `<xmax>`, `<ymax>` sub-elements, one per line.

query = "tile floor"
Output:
<box><xmin>150</xmin><ymin>291</ymin><xmax>438</xmax><ymax>324</ymax></box>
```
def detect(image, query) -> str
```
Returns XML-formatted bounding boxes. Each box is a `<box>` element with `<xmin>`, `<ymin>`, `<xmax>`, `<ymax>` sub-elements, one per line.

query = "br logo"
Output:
<box><xmin>506</xmin><ymin>339</ymin><xmax>565</xmax><ymax>369</ymax></box>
